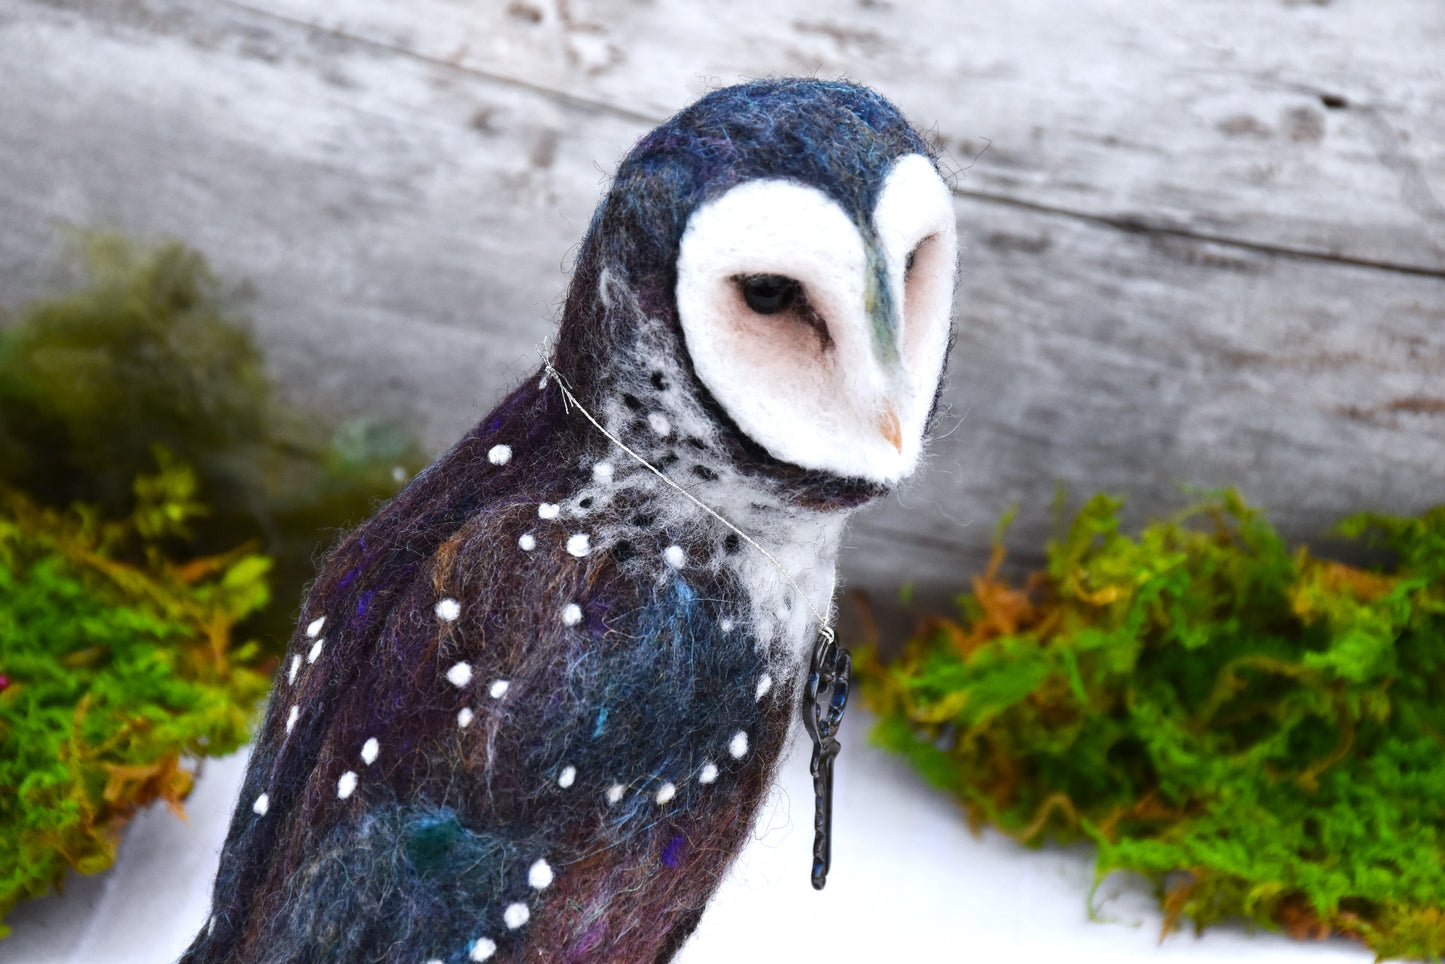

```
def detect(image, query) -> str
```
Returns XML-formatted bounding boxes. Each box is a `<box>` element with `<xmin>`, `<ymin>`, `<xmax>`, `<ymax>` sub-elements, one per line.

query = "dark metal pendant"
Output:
<box><xmin>802</xmin><ymin>629</ymin><xmax>851</xmax><ymax>890</ymax></box>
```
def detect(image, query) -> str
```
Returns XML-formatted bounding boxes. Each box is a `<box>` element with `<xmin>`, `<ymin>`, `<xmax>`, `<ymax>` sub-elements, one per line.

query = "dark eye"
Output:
<box><xmin>738</xmin><ymin>274</ymin><xmax>801</xmax><ymax>315</ymax></box>
<box><xmin>905</xmin><ymin>236</ymin><xmax>935</xmax><ymax>276</ymax></box>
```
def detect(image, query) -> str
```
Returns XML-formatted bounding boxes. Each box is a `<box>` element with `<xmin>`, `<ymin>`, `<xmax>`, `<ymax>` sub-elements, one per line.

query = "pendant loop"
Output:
<box><xmin>802</xmin><ymin>629</ymin><xmax>851</xmax><ymax>890</ymax></box>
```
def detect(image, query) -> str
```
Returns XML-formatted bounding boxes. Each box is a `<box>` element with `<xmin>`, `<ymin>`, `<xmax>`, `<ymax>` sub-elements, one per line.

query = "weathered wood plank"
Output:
<box><xmin>236</xmin><ymin>0</ymin><xmax>1445</xmax><ymax>274</ymax></box>
<box><xmin>0</xmin><ymin>0</ymin><xmax>643</xmax><ymax>443</ymax></box>
<box><xmin>0</xmin><ymin>0</ymin><xmax>1441</xmax><ymax>621</ymax></box>
<box><xmin>850</xmin><ymin>195</ymin><xmax>1445</xmax><ymax>600</ymax></box>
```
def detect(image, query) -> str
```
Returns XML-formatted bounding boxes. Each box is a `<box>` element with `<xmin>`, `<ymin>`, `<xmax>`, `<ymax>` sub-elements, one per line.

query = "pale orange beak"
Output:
<box><xmin>877</xmin><ymin>404</ymin><xmax>903</xmax><ymax>454</ymax></box>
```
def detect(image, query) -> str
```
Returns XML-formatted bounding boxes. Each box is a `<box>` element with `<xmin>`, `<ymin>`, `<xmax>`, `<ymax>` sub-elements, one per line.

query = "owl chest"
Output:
<box><xmin>447</xmin><ymin>521</ymin><xmax>787</xmax><ymax>824</ymax></box>
<box><xmin>416</xmin><ymin>459</ymin><xmax>847</xmax><ymax>821</ymax></box>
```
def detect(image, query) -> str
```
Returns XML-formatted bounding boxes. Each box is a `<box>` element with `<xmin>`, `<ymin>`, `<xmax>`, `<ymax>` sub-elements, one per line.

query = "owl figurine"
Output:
<box><xmin>181</xmin><ymin>78</ymin><xmax>957</xmax><ymax>964</ymax></box>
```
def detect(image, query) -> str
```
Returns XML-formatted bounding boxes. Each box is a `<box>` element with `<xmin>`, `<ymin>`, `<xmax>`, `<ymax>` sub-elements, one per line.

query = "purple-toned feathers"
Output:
<box><xmin>182</xmin><ymin>78</ymin><xmax>938</xmax><ymax>964</ymax></box>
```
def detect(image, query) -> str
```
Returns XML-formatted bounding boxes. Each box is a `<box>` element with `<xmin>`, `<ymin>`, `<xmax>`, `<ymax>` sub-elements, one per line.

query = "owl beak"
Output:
<box><xmin>865</xmin><ymin>246</ymin><xmax>908</xmax><ymax>456</ymax></box>
<box><xmin>877</xmin><ymin>404</ymin><xmax>903</xmax><ymax>454</ymax></box>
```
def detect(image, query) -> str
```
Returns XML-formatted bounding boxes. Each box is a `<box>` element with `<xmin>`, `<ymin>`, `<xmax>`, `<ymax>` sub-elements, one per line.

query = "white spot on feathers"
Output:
<box><xmin>538</xmin><ymin>503</ymin><xmax>560</xmax><ymax>519</ymax></box>
<box><xmin>287</xmin><ymin>654</ymin><xmax>301</xmax><ymax>685</ymax></box>
<box><xmin>699</xmin><ymin>762</ymin><xmax>719</xmax><ymax>784</ymax></box>
<box><xmin>648</xmin><ymin>412</ymin><xmax>671</xmax><ymax>436</ymax></box>
<box><xmin>252</xmin><ymin>793</ymin><xmax>269</xmax><ymax>816</ymax></box>
<box><xmin>719</xmin><ymin>618</ymin><xmax>734</xmax><ymax>633</ymax></box>
<box><xmin>606</xmin><ymin>783</ymin><xmax>625</xmax><ymax>804</ymax></box>
<box><xmin>305</xmin><ymin>616</ymin><xmax>325</xmax><ymax>638</ymax></box>
<box><xmin>286</xmin><ymin>704</ymin><xmax>298</xmax><ymax>733</ymax></box>
<box><xmin>663</xmin><ymin>545</ymin><xmax>685</xmax><ymax>568</ymax></box>
<box><xmin>488</xmin><ymin>444</ymin><xmax>512</xmax><ymax>466</ymax></box>
<box><xmin>457</xmin><ymin>707</ymin><xmax>474</xmax><ymax>728</ymax></box>
<box><xmin>469</xmin><ymin>938</ymin><xmax>497</xmax><ymax>961</ymax></box>
<box><xmin>728</xmin><ymin>730</ymin><xmax>749</xmax><ymax>759</ymax></box>
<box><xmin>489</xmin><ymin>679</ymin><xmax>510</xmax><ymax>699</ymax></box>
<box><xmin>562</xmin><ymin>603</ymin><xmax>582</xmax><ymax>626</ymax></box>
<box><xmin>558</xmin><ymin>765</ymin><xmax>576</xmax><ymax>788</ymax></box>
<box><xmin>518</xmin><ymin>533</ymin><xmax>536</xmax><ymax>551</ymax></box>
<box><xmin>566</xmin><ymin>533</ymin><xmax>591</xmax><ymax>557</ymax></box>
<box><xmin>306</xmin><ymin>638</ymin><xmax>324</xmax><ymax>663</ymax></box>
<box><xmin>361</xmin><ymin>737</ymin><xmax>379</xmax><ymax>765</ymax></box>
<box><xmin>592</xmin><ymin>461</ymin><xmax>613</xmax><ymax>483</ymax></box>
<box><xmin>755</xmin><ymin>673</ymin><xmax>773</xmax><ymax>701</ymax></box>
<box><xmin>435</xmin><ymin>597</ymin><xmax>462</xmax><ymax>622</ymax></box>
<box><xmin>503</xmin><ymin>903</ymin><xmax>530</xmax><ymax>930</ymax></box>
<box><xmin>446</xmin><ymin>662</ymin><xmax>473</xmax><ymax>687</ymax></box>
<box><xmin>337</xmin><ymin>771</ymin><xmax>358</xmax><ymax>799</ymax></box>
<box><xmin>528</xmin><ymin>858</ymin><xmax>554</xmax><ymax>890</ymax></box>
<box><xmin>655</xmin><ymin>782</ymin><xmax>677</xmax><ymax>805</ymax></box>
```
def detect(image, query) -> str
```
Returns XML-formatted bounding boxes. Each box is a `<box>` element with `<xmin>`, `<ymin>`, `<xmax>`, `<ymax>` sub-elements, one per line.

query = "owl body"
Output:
<box><xmin>184</xmin><ymin>79</ymin><xmax>956</xmax><ymax>963</ymax></box>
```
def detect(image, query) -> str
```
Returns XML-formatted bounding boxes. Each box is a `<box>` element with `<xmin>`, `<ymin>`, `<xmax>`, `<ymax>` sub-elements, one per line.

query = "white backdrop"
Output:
<box><xmin>2</xmin><ymin>711</ymin><xmax>1374</xmax><ymax>964</ymax></box>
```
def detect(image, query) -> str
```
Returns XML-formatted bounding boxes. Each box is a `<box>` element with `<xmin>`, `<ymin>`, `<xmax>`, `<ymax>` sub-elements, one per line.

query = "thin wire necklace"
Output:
<box><xmin>541</xmin><ymin>356</ymin><xmax>851</xmax><ymax>890</ymax></box>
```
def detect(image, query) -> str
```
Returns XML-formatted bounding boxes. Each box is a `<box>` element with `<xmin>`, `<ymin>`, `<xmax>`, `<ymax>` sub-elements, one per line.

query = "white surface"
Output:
<box><xmin>1</xmin><ymin>749</ymin><xmax>245</xmax><ymax>964</ymax></box>
<box><xmin>1</xmin><ymin>710</ymin><xmax>1373</xmax><ymax>963</ymax></box>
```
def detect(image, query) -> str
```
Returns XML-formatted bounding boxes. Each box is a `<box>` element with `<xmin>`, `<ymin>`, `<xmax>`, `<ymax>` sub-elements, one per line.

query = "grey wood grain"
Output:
<box><xmin>238</xmin><ymin>0</ymin><xmax>1445</xmax><ymax>273</ymax></box>
<box><xmin>0</xmin><ymin>0</ymin><xmax>1441</xmax><ymax>624</ymax></box>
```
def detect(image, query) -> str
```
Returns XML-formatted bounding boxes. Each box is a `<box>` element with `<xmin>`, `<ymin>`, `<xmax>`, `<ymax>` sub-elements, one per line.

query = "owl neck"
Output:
<box><xmin>534</xmin><ymin>359</ymin><xmax>854</xmax><ymax>664</ymax></box>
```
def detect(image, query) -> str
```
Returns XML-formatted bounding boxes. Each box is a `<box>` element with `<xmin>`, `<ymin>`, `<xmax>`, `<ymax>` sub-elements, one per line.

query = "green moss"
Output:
<box><xmin>857</xmin><ymin>492</ymin><xmax>1445</xmax><ymax>959</ymax></box>
<box><xmin>0</xmin><ymin>453</ymin><xmax>272</xmax><ymax>937</ymax></box>
<box><xmin>0</xmin><ymin>235</ymin><xmax>427</xmax><ymax>649</ymax></box>
<box><xmin>0</xmin><ymin>236</ymin><xmax>430</xmax><ymax>934</ymax></box>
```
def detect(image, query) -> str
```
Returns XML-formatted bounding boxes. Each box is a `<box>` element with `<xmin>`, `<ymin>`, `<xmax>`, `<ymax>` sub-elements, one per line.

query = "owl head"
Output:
<box><xmin>555</xmin><ymin>79</ymin><xmax>957</xmax><ymax>492</ymax></box>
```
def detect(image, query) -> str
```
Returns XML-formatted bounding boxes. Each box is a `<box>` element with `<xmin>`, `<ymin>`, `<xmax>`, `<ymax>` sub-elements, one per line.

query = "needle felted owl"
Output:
<box><xmin>181</xmin><ymin>78</ymin><xmax>957</xmax><ymax>964</ymax></box>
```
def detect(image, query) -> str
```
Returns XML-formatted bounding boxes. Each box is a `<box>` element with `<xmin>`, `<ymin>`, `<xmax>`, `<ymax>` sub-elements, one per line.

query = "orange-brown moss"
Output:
<box><xmin>858</xmin><ymin>492</ymin><xmax>1445</xmax><ymax>959</ymax></box>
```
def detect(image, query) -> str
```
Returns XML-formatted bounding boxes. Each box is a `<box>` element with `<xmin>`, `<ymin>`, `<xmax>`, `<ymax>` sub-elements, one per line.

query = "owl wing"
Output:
<box><xmin>181</xmin><ymin>373</ymin><xmax>792</xmax><ymax>963</ymax></box>
<box><xmin>181</xmin><ymin>376</ymin><xmax>562</xmax><ymax>962</ymax></box>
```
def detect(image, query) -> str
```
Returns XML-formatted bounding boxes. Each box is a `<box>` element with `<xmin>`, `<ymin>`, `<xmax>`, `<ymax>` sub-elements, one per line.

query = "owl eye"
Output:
<box><xmin>737</xmin><ymin>274</ymin><xmax>801</xmax><ymax>315</ymax></box>
<box><xmin>904</xmin><ymin>235</ymin><xmax>936</xmax><ymax>277</ymax></box>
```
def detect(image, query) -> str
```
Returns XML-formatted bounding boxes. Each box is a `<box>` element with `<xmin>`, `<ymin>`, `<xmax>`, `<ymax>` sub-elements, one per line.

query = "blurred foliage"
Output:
<box><xmin>0</xmin><ymin>235</ymin><xmax>426</xmax><ymax>648</ymax></box>
<box><xmin>0</xmin><ymin>454</ymin><xmax>272</xmax><ymax>936</ymax></box>
<box><xmin>857</xmin><ymin>492</ymin><xmax>1445</xmax><ymax>960</ymax></box>
<box><xmin>0</xmin><ymin>236</ymin><xmax>429</xmax><ymax>933</ymax></box>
